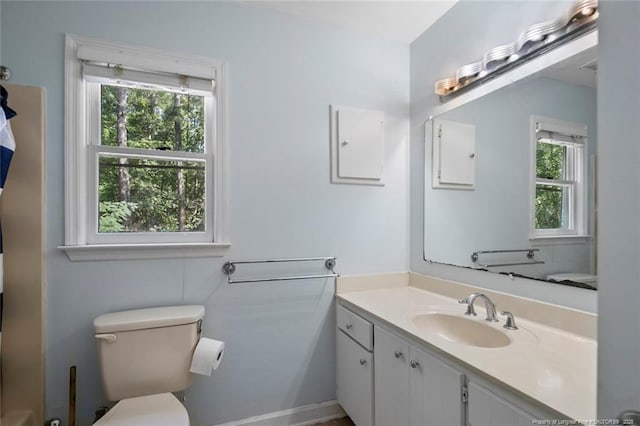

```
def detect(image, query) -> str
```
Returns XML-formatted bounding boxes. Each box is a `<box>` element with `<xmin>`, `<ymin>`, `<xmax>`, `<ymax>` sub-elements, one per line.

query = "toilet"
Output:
<box><xmin>93</xmin><ymin>305</ymin><xmax>205</xmax><ymax>425</ymax></box>
<box><xmin>546</xmin><ymin>272</ymin><xmax>598</xmax><ymax>288</ymax></box>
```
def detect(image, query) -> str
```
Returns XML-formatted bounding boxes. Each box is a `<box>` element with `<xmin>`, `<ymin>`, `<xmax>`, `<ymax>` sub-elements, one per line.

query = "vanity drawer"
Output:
<box><xmin>337</xmin><ymin>304</ymin><xmax>373</xmax><ymax>350</ymax></box>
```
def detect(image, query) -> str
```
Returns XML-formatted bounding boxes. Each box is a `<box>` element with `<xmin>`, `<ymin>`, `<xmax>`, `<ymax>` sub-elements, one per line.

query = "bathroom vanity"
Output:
<box><xmin>335</xmin><ymin>273</ymin><xmax>596</xmax><ymax>426</ymax></box>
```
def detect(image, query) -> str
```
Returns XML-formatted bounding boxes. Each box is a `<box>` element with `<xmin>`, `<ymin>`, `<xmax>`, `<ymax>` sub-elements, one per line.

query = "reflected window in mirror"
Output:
<box><xmin>531</xmin><ymin>117</ymin><xmax>588</xmax><ymax>239</ymax></box>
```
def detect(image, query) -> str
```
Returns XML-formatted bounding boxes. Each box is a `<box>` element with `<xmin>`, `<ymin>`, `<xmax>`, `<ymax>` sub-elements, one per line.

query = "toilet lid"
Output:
<box><xmin>94</xmin><ymin>393</ymin><xmax>189</xmax><ymax>426</ymax></box>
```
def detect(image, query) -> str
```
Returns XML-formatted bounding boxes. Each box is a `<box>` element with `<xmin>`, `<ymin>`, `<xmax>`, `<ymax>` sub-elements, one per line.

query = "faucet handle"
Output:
<box><xmin>458</xmin><ymin>298</ymin><xmax>477</xmax><ymax>316</ymax></box>
<box><xmin>500</xmin><ymin>311</ymin><xmax>518</xmax><ymax>330</ymax></box>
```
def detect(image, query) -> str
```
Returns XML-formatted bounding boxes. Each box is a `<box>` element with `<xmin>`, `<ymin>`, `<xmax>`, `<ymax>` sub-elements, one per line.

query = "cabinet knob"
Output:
<box><xmin>410</xmin><ymin>360</ymin><xmax>420</xmax><ymax>369</ymax></box>
<box><xmin>359</xmin><ymin>359</ymin><xmax>367</xmax><ymax>366</ymax></box>
<box><xmin>345</xmin><ymin>323</ymin><xmax>353</xmax><ymax>330</ymax></box>
<box><xmin>394</xmin><ymin>351</ymin><xmax>403</xmax><ymax>359</ymax></box>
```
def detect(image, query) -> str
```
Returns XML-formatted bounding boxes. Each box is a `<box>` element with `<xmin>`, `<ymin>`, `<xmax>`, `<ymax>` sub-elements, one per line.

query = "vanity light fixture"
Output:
<box><xmin>434</xmin><ymin>0</ymin><xmax>598</xmax><ymax>98</ymax></box>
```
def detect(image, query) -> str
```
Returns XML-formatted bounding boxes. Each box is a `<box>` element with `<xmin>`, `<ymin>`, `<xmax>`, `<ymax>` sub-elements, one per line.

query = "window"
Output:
<box><xmin>63</xmin><ymin>35</ymin><xmax>228</xmax><ymax>260</ymax></box>
<box><xmin>530</xmin><ymin>116</ymin><xmax>587</xmax><ymax>239</ymax></box>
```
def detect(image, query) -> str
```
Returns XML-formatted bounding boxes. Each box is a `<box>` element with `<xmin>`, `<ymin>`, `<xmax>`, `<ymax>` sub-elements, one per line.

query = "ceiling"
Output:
<box><xmin>246</xmin><ymin>1</ymin><xmax>458</xmax><ymax>44</ymax></box>
<box><xmin>541</xmin><ymin>46</ymin><xmax>598</xmax><ymax>89</ymax></box>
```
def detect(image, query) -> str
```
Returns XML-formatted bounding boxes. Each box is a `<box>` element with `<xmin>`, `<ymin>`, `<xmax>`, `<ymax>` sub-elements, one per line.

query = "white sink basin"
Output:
<box><xmin>411</xmin><ymin>313</ymin><xmax>511</xmax><ymax>348</ymax></box>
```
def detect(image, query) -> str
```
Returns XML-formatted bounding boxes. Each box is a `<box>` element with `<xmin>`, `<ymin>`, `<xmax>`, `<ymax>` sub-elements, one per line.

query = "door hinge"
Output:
<box><xmin>461</xmin><ymin>385</ymin><xmax>469</xmax><ymax>403</ymax></box>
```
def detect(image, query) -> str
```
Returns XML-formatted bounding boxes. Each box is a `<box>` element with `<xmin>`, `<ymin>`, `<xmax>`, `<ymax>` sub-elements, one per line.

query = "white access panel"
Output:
<box><xmin>336</xmin><ymin>107</ymin><xmax>384</xmax><ymax>180</ymax></box>
<box><xmin>432</xmin><ymin>118</ymin><xmax>476</xmax><ymax>189</ymax></box>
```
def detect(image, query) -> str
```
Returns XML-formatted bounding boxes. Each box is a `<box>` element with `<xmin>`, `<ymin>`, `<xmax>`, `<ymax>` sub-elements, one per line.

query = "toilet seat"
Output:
<box><xmin>94</xmin><ymin>393</ymin><xmax>189</xmax><ymax>426</ymax></box>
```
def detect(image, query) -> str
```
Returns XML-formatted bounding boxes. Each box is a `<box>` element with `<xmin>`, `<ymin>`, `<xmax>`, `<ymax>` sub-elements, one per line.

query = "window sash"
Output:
<box><xmin>535</xmin><ymin>141</ymin><xmax>583</xmax><ymax>180</ymax></box>
<box><xmin>531</xmin><ymin>116</ymin><xmax>588</xmax><ymax>239</ymax></box>
<box><xmin>535</xmin><ymin>182</ymin><xmax>576</xmax><ymax>233</ymax></box>
<box><xmin>85</xmin><ymin>81</ymin><xmax>215</xmax><ymax>244</ymax></box>
<box><xmin>535</xmin><ymin>141</ymin><xmax>567</xmax><ymax>181</ymax></box>
<box><xmin>536</xmin><ymin>178</ymin><xmax>575</xmax><ymax>186</ymax></box>
<box><xmin>534</xmin><ymin>166</ymin><xmax>579</xmax><ymax>235</ymax></box>
<box><xmin>96</xmin><ymin>154</ymin><xmax>208</xmax><ymax>239</ymax></box>
<box><xmin>93</xmin><ymin>145</ymin><xmax>209</xmax><ymax>162</ymax></box>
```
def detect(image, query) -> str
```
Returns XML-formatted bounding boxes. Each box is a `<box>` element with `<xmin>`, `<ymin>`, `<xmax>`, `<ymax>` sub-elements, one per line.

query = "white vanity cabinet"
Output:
<box><xmin>336</xmin><ymin>306</ymin><xmax>374</xmax><ymax>426</ymax></box>
<box><xmin>467</xmin><ymin>382</ymin><xmax>537</xmax><ymax>426</ymax></box>
<box><xmin>337</xmin><ymin>303</ymin><xmax>555</xmax><ymax>426</ymax></box>
<box><xmin>374</xmin><ymin>326</ymin><xmax>465</xmax><ymax>426</ymax></box>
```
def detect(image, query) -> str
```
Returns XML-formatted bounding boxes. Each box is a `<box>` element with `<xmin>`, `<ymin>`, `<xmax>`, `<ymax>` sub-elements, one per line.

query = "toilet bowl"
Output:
<box><xmin>94</xmin><ymin>393</ymin><xmax>189</xmax><ymax>426</ymax></box>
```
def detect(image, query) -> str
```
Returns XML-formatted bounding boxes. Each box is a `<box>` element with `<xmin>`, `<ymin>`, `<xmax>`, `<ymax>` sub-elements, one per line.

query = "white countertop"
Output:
<box><xmin>337</xmin><ymin>286</ymin><xmax>596</xmax><ymax>421</ymax></box>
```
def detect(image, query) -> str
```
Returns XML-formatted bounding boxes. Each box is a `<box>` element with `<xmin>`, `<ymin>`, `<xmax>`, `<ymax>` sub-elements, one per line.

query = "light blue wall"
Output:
<box><xmin>1</xmin><ymin>2</ymin><xmax>409</xmax><ymax>424</ymax></box>
<box><xmin>425</xmin><ymin>77</ymin><xmax>597</xmax><ymax>279</ymax></box>
<box><xmin>410</xmin><ymin>0</ymin><xmax>597</xmax><ymax>312</ymax></box>
<box><xmin>597</xmin><ymin>0</ymin><xmax>640</xmax><ymax>418</ymax></box>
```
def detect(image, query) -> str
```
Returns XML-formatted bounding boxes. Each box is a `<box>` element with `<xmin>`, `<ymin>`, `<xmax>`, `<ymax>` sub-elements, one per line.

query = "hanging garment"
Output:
<box><xmin>0</xmin><ymin>106</ymin><xmax>16</xmax><ymax>332</ymax></box>
<box><xmin>1</xmin><ymin>107</ymin><xmax>16</xmax><ymax>193</ymax></box>
<box><xmin>0</xmin><ymin>85</ymin><xmax>17</xmax><ymax>120</ymax></box>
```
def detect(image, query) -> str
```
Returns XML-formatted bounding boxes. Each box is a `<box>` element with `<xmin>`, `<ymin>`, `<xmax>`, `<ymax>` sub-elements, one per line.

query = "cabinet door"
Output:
<box><xmin>337</xmin><ymin>108</ymin><xmax>384</xmax><ymax>180</ymax></box>
<box><xmin>468</xmin><ymin>382</ymin><xmax>537</xmax><ymax>426</ymax></box>
<box><xmin>409</xmin><ymin>345</ymin><xmax>465</xmax><ymax>426</ymax></box>
<box><xmin>435</xmin><ymin>118</ymin><xmax>476</xmax><ymax>186</ymax></box>
<box><xmin>337</xmin><ymin>330</ymin><xmax>374</xmax><ymax>426</ymax></box>
<box><xmin>374</xmin><ymin>327</ymin><xmax>410</xmax><ymax>426</ymax></box>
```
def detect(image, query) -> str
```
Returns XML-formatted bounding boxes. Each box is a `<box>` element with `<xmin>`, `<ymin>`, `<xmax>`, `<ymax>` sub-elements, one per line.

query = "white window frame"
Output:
<box><xmin>61</xmin><ymin>34</ymin><xmax>229</xmax><ymax>260</ymax></box>
<box><xmin>529</xmin><ymin>115</ymin><xmax>589</xmax><ymax>240</ymax></box>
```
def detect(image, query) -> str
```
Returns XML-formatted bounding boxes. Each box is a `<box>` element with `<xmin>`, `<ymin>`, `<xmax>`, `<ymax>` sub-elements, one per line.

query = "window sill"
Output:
<box><xmin>529</xmin><ymin>235</ymin><xmax>592</xmax><ymax>245</ymax></box>
<box><xmin>59</xmin><ymin>242</ymin><xmax>231</xmax><ymax>261</ymax></box>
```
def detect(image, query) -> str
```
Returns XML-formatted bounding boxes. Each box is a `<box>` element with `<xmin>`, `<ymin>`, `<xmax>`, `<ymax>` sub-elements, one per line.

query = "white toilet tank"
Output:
<box><xmin>94</xmin><ymin>305</ymin><xmax>205</xmax><ymax>401</ymax></box>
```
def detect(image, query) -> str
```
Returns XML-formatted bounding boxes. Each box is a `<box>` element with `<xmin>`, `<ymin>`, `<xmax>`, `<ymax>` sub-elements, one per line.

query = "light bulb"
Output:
<box><xmin>580</xmin><ymin>7</ymin><xmax>595</xmax><ymax>16</ymax></box>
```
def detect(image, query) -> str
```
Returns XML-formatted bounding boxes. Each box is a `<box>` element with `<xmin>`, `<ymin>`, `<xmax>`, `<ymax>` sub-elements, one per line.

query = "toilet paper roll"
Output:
<box><xmin>190</xmin><ymin>338</ymin><xmax>225</xmax><ymax>376</ymax></box>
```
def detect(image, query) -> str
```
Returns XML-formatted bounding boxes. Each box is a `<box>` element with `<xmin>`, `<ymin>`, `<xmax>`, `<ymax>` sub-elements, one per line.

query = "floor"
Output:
<box><xmin>314</xmin><ymin>417</ymin><xmax>355</xmax><ymax>426</ymax></box>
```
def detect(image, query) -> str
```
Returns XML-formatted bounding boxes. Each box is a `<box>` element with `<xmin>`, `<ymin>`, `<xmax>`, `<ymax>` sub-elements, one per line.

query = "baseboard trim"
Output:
<box><xmin>214</xmin><ymin>400</ymin><xmax>345</xmax><ymax>426</ymax></box>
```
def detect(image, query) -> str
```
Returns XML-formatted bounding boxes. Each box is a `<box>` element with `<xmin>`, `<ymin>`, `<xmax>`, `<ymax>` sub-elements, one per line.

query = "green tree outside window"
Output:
<box><xmin>98</xmin><ymin>86</ymin><xmax>206</xmax><ymax>233</ymax></box>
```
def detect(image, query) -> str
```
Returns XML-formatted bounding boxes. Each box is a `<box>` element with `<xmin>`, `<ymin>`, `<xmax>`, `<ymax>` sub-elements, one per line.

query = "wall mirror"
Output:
<box><xmin>424</xmin><ymin>31</ymin><xmax>598</xmax><ymax>291</ymax></box>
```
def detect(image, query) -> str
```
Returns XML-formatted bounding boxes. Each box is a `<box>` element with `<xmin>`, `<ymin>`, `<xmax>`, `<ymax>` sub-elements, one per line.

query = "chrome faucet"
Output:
<box><xmin>458</xmin><ymin>293</ymin><xmax>498</xmax><ymax>322</ymax></box>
